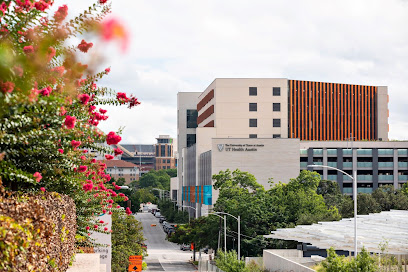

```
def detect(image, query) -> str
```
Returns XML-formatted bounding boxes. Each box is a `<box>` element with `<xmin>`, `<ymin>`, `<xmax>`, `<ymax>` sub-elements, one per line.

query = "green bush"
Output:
<box><xmin>112</xmin><ymin>212</ymin><xmax>146</xmax><ymax>272</ymax></box>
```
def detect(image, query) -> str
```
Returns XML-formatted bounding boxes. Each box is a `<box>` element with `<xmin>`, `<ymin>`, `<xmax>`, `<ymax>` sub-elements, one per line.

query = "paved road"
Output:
<box><xmin>135</xmin><ymin>213</ymin><xmax>197</xmax><ymax>272</ymax></box>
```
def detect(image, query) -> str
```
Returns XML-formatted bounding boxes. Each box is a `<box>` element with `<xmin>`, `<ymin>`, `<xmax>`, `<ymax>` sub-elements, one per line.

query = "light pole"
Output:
<box><xmin>308</xmin><ymin>164</ymin><xmax>358</xmax><ymax>256</ymax></box>
<box><xmin>205</xmin><ymin>213</ymin><xmax>227</xmax><ymax>253</ymax></box>
<box><xmin>209</xmin><ymin>212</ymin><xmax>240</xmax><ymax>260</ymax></box>
<box><xmin>181</xmin><ymin>205</ymin><xmax>196</xmax><ymax>224</ymax></box>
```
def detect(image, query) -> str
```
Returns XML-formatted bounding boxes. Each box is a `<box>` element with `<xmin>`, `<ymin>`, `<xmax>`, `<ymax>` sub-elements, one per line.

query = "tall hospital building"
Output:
<box><xmin>175</xmin><ymin>78</ymin><xmax>408</xmax><ymax>217</ymax></box>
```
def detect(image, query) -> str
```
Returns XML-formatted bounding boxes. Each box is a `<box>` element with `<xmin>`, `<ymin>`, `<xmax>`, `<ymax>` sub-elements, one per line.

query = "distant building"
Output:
<box><xmin>155</xmin><ymin>135</ymin><xmax>176</xmax><ymax>170</ymax></box>
<box><xmin>175</xmin><ymin>78</ymin><xmax>408</xmax><ymax>218</ymax></box>
<box><xmin>114</xmin><ymin>144</ymin><xmax>155</xmax><ymax>175</ymax></box>
<box><xmin>102</xmin><ymin>159</ymin><xmax>139</xmax><ymax>185</ymax></box>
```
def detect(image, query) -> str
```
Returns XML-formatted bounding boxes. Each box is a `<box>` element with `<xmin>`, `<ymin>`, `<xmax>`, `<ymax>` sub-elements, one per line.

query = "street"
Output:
<box><xmin>135</xmin><ymin>213</ymin><xmax>197</xmax><ymax>272</ymax></box>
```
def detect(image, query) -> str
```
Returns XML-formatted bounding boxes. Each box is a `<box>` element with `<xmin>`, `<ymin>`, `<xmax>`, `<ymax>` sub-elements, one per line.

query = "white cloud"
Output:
<box><xmin>55</xmin><ymin>0</ymin><xmax>408</xmax><ymax>142</ymax></box>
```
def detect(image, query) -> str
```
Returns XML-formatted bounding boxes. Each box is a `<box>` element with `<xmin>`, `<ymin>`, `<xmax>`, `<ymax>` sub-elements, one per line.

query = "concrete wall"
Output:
<box><xmin>211</xmin><ymin>138</ymin><xmax>300</xmax><ymax>202</ymax></box>
<box><xmin>263</xmin><ymin>250</ymin><xmax>315</xmax><ymax>272</ymax></box>
<box><xmin>212</xmin><ymin>78</ymin><xmax>289</xmax><ymax>138</ymax></box>
<box><xmin>377</xmin><ymin>86</ymin><xmax>389</xmax><ymax>141</ymax></box>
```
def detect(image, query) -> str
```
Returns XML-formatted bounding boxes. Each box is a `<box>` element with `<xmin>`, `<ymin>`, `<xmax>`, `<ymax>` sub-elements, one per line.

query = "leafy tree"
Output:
<box><xmin>318</xmin><ymin>247</ymin><xmax>376</xmax><ymax>272</ymax></box>
<box><xmin>372</xmin><ymin>185</ymin><xmax>408</xmax><ymax>210</ymax></box>
<box><xmin>215</xmin><ymin>250</ymin><xmax>246</xmax><ymax>272</ymax></box>
<box><xmin>0</xmin><ymin>0</ymin><xmax>138</xmax><ymax>245</ymax></box>
<box><xmin>317</xmin><ymin>180</ymin><xmax>342</xmax><ymax>196</ymax></box>
<box><xmin>138</xmin><ymin>170</ymin><xmax>171</xmax><ymax>190</ymax></box>
<box><xmin>165</xmin><ymin>168</ymin><xmax>177</xmax><ymax>178</ymax></box>
<box><xmin>357</xmin><ymin>193</ymin><xmax>381</xmax><ymax>215</ymax></box>
<box><xmin>111</xmin><ymin>212</ymin><xmax>146</xmax><ymax>272</ymax></box>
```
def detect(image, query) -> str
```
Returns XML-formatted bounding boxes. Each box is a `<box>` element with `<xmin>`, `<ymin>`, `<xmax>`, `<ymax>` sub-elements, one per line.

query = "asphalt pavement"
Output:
<box><xmin>134</xmin><ymin>212</ymin><xmax>197</xmax><ymax>272</ymax></box>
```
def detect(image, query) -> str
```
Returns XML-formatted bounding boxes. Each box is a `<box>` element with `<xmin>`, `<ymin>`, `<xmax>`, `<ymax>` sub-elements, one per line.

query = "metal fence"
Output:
<box><xmin>198</xmin><ymin>259</ymin><xmax>225</xmax><ymax>272</ymax></box>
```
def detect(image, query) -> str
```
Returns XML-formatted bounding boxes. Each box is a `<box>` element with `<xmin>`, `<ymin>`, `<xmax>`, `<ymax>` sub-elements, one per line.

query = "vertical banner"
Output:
<box><xmin>92</xmin><ymin>213</ymin><xmax>112</xmax><ymax>272</ymax></box>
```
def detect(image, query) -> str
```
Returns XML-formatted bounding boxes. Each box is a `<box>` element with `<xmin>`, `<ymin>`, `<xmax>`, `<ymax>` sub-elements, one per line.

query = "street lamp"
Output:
<box><xmin>180</xmin><ymin>205</ymin><xmax>196</xmax><ymax>224</ymax></box>
<box><xmin>209</xmin><ymin>212</ymin><xmax>240</xmax><ymax>260</ymax></box>
<box><xmin>308</xmin><ymin>164</ymin><xmax>358</xmax><ymax>256</ymax></box>
<box><xmin>204</xmin><ymin>213</ymin><xmax>227</xmax><ymax>253</ymax></box>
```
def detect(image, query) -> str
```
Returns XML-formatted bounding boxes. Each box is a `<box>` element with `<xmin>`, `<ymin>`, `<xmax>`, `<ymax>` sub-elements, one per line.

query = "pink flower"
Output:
<box><xmin>54</xmin><ymin>5</ymin><xmax>68</xmax><ymax>22</ymax></box>
<box><xmin>106</xmin><ymin>132</ymin><xmax>121</xmax><ymax>145</ymax></box>
<box><xmin>78</xmin><ymin>165</ymin><xmax>88</xmax><ymax>173</ymax></box>
<box><xmin>108</xmin><ymin>211</ymin><xmax>112</xmax><ymax>215</ymax></box>
<box><xmin>34</xmin><ymin>0</ymin><xmax>49</xmax><ymax>11</ymax></box>
<box><xmin>40</xmin><ymin>86</ymin><xmax>52</xmax><ymax>96</ymax></box>
<box><xmin>47</xmin><ymin>47</ymin><xmax>56</xmax><ymax>62</ymax></box>
<box><xmin>94</xmin><ymin>225</ymin><xmax>98</xmax><ymax>229</ymax></box>
<box><xmin>71</xmin><ymin>140</ymin><xmax>81</xmax><ymax>148</ymax></box>
<box><xmin>102</xmin><ymin>209</ymin><xmax>106</xmax><ymax>214</ymax></box>
<box><xmin>100</xmin><ymin>0</ymin><xmax>108</xmax><ymax>4</ymax></box>
<box><xmin>99</xmin><ymin>108</ymin><xmax>107</xmax><ymax>114</ymax></box>
<box><xmin>105</xmin><ymin>68</ymin><xmax>110</xmax><ymax>74</ymax></box>
<box><xmin>86</xmin><ymin>226</ymin><xmax>90</xmax><ymax>231</ymax></box>
<box><xmin>105</xmin><ymin>154</ymin><xmax>114</xmax><ymax>160</ymax></box>
<box><xmin>78</xmin><ymin>40</ymin><xmax>93</xmax><ymax>53</ymax></box>
<box><xmin>0</xmin><ymin>81</ymin><xmax>15</xmax><ymax>94</ymax></box>
<box><xmin>23</xmin><ymin>45</ymin><xmax>34</xmax><ymax>54</ymax></box>
<box><xmin>91</xmin><ymin>159</ymin><xmax>97</xmax><ymax>163</ymax></box>
<box><xmin>51</xmin><ymin>66</ymin><xmax>65</xmax><ymax>76</ymax></box>
<box><xmin>101</xmin><ymin>18</ymin><xmax>129</xmax><ymax>52</ymax></box>
<box><xmin>33</xmin><ymin>172</ymin><xmax>42</xmax><ymax>182</ymax></box>
<box><xmin>99</xmin><ymin>220</ymin><xmax>104</xmax><ymax>224</ymax></box>
<box><xmin>116</xmin><ymin>92</ymin><xmax>129</xmax><ymax>102</ymax></box>
<box><xmin>83</xmin><ymin>150</ymin><xmax>88</xmax><ymax>153</ymax></box>
<box><xmin>78</xmin><ymin>93</ymin><xmax>90</xmax><ymax>105</ymax></box>
<box><xmin>58</xmin><ymin>149</ymin><xmax>64</xmax><ymax>154</ymax></box>
<box><xmin>104</xmin><ymin>227</ymin><xmax>108</xmax><ymax>231</ymax></box>
<box><xmin>64</xmin><ymin>115</ymin><xmax>76</xmax><ymax>129</ymax></box>
<box><xmin>40</xmin><ymin>187</ymin><xmax>46</xmax><ymax>192</ymax></box>
<box><xmin>126</xmin><ymin>207</ymin><xmax>132</xmax><ymax>215</ymax></box>
<box><xmin>116</xmin><ymin>205</ymin><xmax>120</xmax><ymax>209</ymax></box>
<box><xmin>13</xmin><ymin>66</ymin><xmax>23</xmax><ymax>77</ymax></box>
<box><xmin>59</xmin><ymin>106</ymin><xmax>66</xmax><ymax>116</ymax></box>
<box><xmin>82</xmin><ymin>183</ymin><xmax>93</xmax><ymax>192</ymax></box>
<box><xmin>114</xmin><ymin>148</ymin><xmax>123</xmax><ymax>156</ymax></box>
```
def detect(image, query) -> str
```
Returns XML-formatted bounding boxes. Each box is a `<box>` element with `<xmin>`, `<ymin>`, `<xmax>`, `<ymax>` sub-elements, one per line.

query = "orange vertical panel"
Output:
<box><xmin>349</xmin><ymin>84</ymin><xmax>352</xmax><ymax>140</ymax></box>
<box><xmin>337</xmin><ymin>83</ymin><xmax>340</xmax><ymax>141</ymax></box>
<box><xmin>307</xmin><ymin>81</ymin><xmax>312</xmax><ymax>140</ymax></box>
<box><xmin>359</xmin><ymin>85</ymin><xmax>362</xmax><ymax>140</ymax></box>
<box><xmin>297</xmin><ymin>81</ymin><xmax>300</xmax><ymax>139</ymax></box>
<box><xmin>300</xmin><ymin>81</ymin><xmax>303</xmax><ymax>140</ymax></box>
<box><xmin>354</xmin><ymin>85</ymin><xmax>358</xmax><ymax>140</ymax></box>
<box><xmin>289</xmin><ymin>80</ymin><xmax>292</xmax><ymax>138</ymax></box>
<box><xmin>329</xmin><ymin>83</ymin><xmax>331</xmax><ymax>140</ymax></box>
<box><xmin>364</xmin><ymin>86</ymin><xmax>367</xmax><ymax>140</ymax></box>
<box><xmin>314</xmin><ymin>82</ymin><xmax>317</xmax><ymax>140</ymax></box>
<box><xmin>312</xmin><ymin>82</ymin><xmax>315</xmax><ymax>140</ymax></box>
<box><xmin>319</xmin><ymin>82</ymin><xmax>322</xmax><ymax>140</ymax></box>
<box><xmin>339</xmin><ymin>84</ymin><xmax>346</xmax><ymax>140</ymax></box>
<box><xmin>367</xmin><ymin>86</ymin><xmax>370</xmax><ymax>140</ymax></box>
<box><xmin>333</xmin><ymin>83</ymin><xmax>336</xmax><ymax>140</ymax></box>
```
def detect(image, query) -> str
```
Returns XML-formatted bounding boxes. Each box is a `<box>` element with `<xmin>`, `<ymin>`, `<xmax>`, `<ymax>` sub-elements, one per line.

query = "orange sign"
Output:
<box><xmin>128</xmin><ymin>255</ymin><xmax>142</xmax><ymax>272</ymax></box>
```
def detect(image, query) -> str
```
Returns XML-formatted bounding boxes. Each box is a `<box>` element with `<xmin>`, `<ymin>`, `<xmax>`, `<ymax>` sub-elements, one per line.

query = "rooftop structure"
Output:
<box><xmin>265</xmin><ymin>210</ymin><xmax>408</xmax><ymax>255</ymax></box>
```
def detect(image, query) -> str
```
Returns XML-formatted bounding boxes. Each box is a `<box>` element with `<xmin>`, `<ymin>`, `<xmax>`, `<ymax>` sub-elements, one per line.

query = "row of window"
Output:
<box><xmin>249</xmin><ymin>87</ymin><xmax>281</xmax><ymax>96</ymax></box>
<box><xmin>249</xmin><ymin>134</ymin><xmax>281</xmax><ymax>138</ymax></box>
<box><xmin>160</xmin><ymin>166</ymin><xmax>171</xmax><ymax>169</ymax></box>
<box><xmin>159</xmin><ymin>159</ymin><xmax>171</xmax><ymax>163</ymax></box>
<box><xmin>249</xmin><ymin>118</ymin><xmax>281</xmax><ymax>127</ymax></box>
<box><xmin>249</xmin><ymin>102</ymin><xmax>280</xmax><ymax>112</ymax></box>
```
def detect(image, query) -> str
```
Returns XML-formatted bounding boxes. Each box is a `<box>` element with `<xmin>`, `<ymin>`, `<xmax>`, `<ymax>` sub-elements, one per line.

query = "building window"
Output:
<box><xmin>273</xmin><ymin>134</ymin><xmax>281</xmax><ymax>138</ymax></box>
<box><xmin>162</xmin><ymin>159</ymin><xmax>166</xmax><ymax>163</ymax></box>
<box><xmin>167</xmin><ymin>166</ymin><xmax>170</xmax><ymax>169</ymax></box>
<box><xmin>273</xmin><ymin>119</ymin><xmax>281</xmax><ymax>127</ymax></box>
<box><xmin>273</xmin><ymin>103</ymin><xmax>280</xmax><ymax>112</ymax></box>
<box><xmin>249</xmin><ymin>87</ymin><xmax>257</xmax><ymax>96</ymax></box>
<box><xmin>155</xmin><ymin>145</ymin><xmax>159</xmax><ymax>156</ymax></box>
<box><xmin>249</xmin><ymin>134</ymin><xmax>257</xmax><ymax>138</ymax></box>
<box><xmin>187</xmin><ymin>134</ymin><xmax>196</xmax><ymax>147</ymax></box>
<box><xmin>249</xmin><ymin>119</ymin><xmax>257</xmax><ymax>127</ymax></box>
<box><xmin>249</xmin><ymin>103</ymin><xmax>257</xmax><ymax>112</ymax></box>
<box><xmin>167</xmin><ymin>159</ymin><xmax>170</xmax><ymax>163</ymax></box>
<box><xmin>186</xmin><ymin>109</ymin><xmax>198</xmax><ymax>128</ymax></box>
<box><xmin>273</xmin><ymin>87</ymin><xmax>281</xmax><ymax>96</ymax></box>
<box><xmin>161</xmin><ymin>145</ymin><xmax>165</xmax><ymax>157</ymax></box>
<box><xmin>167</xmin><ymin>145</ymin><xmax>171</xmax><ymax>157</ymax></box>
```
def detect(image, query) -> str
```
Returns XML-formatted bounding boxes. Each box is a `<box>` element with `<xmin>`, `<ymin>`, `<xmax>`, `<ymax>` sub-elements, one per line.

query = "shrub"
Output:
<box><xmin>0</xmin><ymin>182</ymin><xmax>76</xmax><ymax>271</ymax></box>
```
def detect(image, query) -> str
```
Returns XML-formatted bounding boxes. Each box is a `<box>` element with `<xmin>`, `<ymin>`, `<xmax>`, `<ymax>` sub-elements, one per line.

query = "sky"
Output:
<box><xmin>59</xmin><ymin>0</ymin><xmax>408</xmax><ymax>143</ymax></box>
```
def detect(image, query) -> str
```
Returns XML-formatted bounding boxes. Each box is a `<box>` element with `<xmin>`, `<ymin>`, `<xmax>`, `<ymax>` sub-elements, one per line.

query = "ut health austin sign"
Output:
<box><xmin>91</xmin><ymin>213</ymin><xmax>112</xmax><ymax>272</ymax></box>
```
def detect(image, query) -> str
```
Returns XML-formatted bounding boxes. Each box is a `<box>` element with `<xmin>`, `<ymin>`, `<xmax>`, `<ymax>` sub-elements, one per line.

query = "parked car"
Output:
<box><xmin>154</xmin><ymin>212</ymin><xmax>161</xmax><ymax>218</ymax></box>
<box><xmin>165</xmin><ymin>226</ymin><xmax>174</xmax><ymax>234</ymax></box>
<box><xmin>180</xmin><ymin>244</ymin><xmax>191</xmax><ymax>251</ymax></box>
<box><xmin>159</xmin><ymin>217</ymin><xmax>166</xmax><ymax>224</ymax></box>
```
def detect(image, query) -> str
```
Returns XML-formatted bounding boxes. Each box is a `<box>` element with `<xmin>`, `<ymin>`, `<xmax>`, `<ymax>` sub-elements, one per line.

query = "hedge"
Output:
<box><xmin>0</xmin><ymin>182</ymin><xmax>76</xmax><ymax>271</ymax></box>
